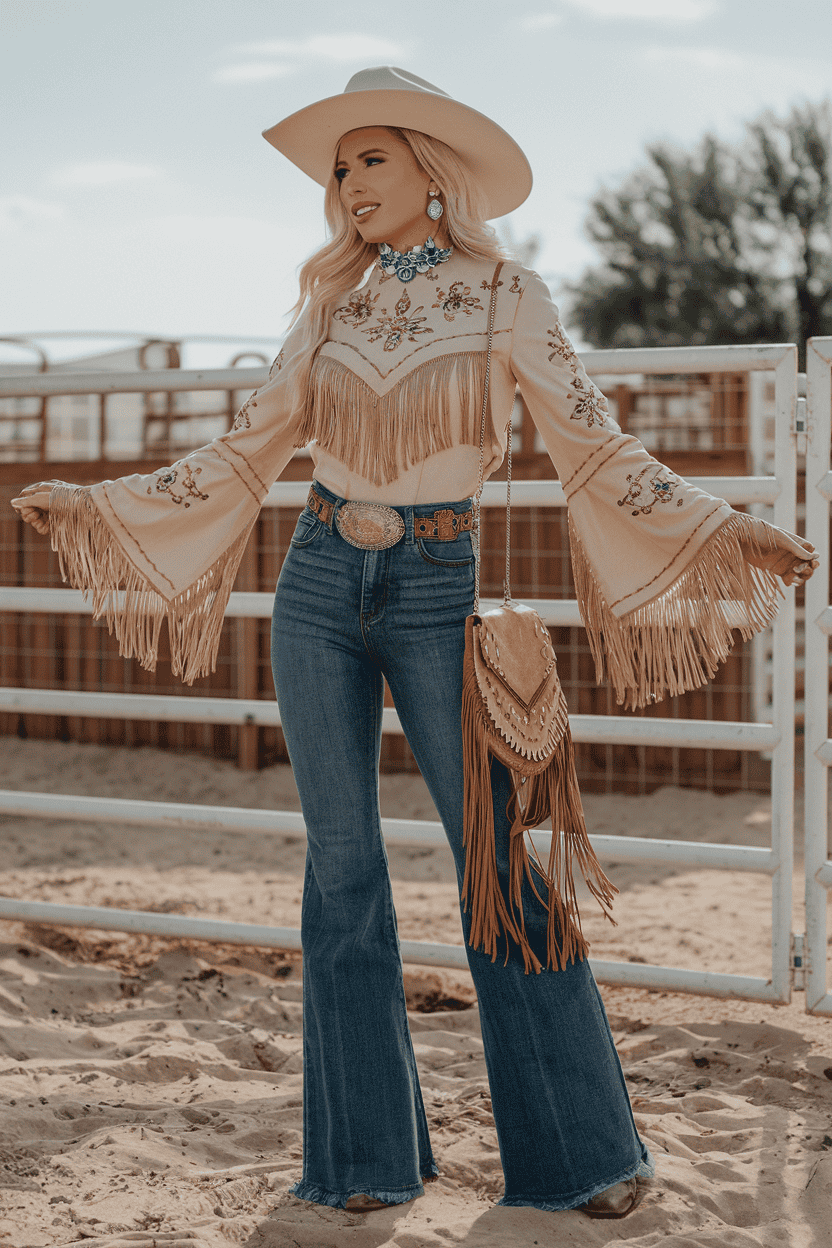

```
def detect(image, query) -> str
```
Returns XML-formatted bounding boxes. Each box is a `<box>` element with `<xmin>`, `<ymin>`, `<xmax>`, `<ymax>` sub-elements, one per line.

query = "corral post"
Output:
<box><xmin>804</xmin><ymin>335</ymin><xmax>832</xmax><ymax>1014</ymax></box>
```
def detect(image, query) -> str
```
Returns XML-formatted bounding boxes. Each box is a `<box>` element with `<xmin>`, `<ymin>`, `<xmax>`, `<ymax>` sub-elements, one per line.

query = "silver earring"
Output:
<box><xmin>427</xmin><ymin>192</ymin><xmax>443</xmax><ymax>221</ymax></box>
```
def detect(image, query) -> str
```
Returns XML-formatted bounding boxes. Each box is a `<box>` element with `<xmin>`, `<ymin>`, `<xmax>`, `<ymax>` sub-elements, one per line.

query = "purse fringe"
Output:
<box><xmin>569</xmin><ymin>510</ymin><xmax>783</xmax><ymax>710</ymax></box>
<box><xmin>49</xmin><ymin>485</ymin><xmax>254</xmax><ymax>685</ymax></box>
<box><xmin>461</xmin><ymin>651</ymin><xmax>617</xmax><ymax>975</ymax></box>
<box><xmin>295</xmin><ymin>352</ymin><xmax>487</xmax><ymax>486</ymax></box>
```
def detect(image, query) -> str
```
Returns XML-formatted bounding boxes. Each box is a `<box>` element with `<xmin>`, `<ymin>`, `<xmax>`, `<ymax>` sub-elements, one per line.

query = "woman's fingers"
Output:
<box><xmin>11</xmin><ymin>489</ymin><xmax>52</xmax><ymax>512</ymax></box>
<box><xmin>13</xmin><ymin>478</ymin><xmax>61</xmax><ymax>501</ymax></box>
<box><xmin>777</xmin><ymin>555</ymin><xmax>818</xmax><ymax>586</ymax></box>
<box><xmin>764</xmin><ymin>551</ymin><xmax>818</xmax><ymax>583</ymax></box>
<box><xmin>775</xmin><ymin>530</ymin><xmax>816</xmax><ymax>559</ymax></box>
<box><xmin>11</xmin><ymin>491</ymin><xmax>52</xmax><ymax>536</ymax></box>
<box><xmin>11</xmin><ymin>481</ymin><xmax>62</xmax><ymax>534</ymax></box>
<box><xmin>739</xmin><ymin>517</ymin><xmax>820</xmax><ymax>586</ymax></box>
<box><xmin>745</xmin><ymin>516</ymin><xmax>814</xmax><ymax>558</ymax></box>
<box><xmin>15</xmin><ymin>507</ymin><xmax>50</xmax><ymax>535</ymax></box>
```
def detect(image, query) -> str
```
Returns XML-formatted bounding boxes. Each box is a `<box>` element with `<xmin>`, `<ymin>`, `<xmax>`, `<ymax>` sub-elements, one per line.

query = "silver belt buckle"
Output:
<box><xmin>336</xmin><ymin>502</ymin><xmax>405</xmax><ymax>550</ymax></box>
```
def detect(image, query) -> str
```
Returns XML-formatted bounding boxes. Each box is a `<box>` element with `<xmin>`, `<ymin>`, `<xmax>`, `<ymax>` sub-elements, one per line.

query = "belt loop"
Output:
<box><xmin>307</xmin><ymin>484</ymin><xmax>337</xmax><ymax>530</ymax></box>
<box><xmin>405</xmin><ymin>505</ymin><xmax>414</xmax><ymax>544</ymax></box>
<box><xmin>328</xmin><ymin>498</ymin><xmax>340</xmax><ymax>532</ymax></box>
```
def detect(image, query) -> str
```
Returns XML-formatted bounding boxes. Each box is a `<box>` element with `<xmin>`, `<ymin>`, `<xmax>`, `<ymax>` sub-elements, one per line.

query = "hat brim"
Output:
<box><xmin>262</xmin><ymin>87</ymin><xmax>532</xmax><ymax>220</ymax></box>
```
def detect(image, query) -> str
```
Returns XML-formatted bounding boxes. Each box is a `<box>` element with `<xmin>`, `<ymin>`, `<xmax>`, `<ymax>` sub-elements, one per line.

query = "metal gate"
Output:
<box><xmin>0</xmin><ymin>342</ymin><xmax>805</xmax><ymax>1003</ymax></box>
<box><xmin>803</xmin><ymin>336</ymin><xmax>832</xmax><ymax>1015</ymax></box>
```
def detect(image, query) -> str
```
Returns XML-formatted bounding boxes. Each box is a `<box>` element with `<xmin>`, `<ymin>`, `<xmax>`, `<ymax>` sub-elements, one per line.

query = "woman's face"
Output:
<box><xmin>334</xmin><ymin>126</ymin><xmax>446</xmax><ymax>253</ymax></box>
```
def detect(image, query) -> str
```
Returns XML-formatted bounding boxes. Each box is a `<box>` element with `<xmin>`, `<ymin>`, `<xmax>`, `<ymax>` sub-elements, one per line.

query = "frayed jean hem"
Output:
<box><xmin>291</xmin><ymin>1162</ymin><xmax>439</xmax><ymax>1210</ymax></box>
<box><xmin>497</xmin><ymin>1146</ymin><xmax>655</xmax><ymax>1213</ymax></box>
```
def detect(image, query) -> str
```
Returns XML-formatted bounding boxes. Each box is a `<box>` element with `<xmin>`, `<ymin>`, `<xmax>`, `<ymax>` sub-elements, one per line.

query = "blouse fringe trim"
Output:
<box><xmin>569</xmin><ymin>510</ymin><xmax>783</xmax><ymax>710</ymax></box>
<box><xmin>49</xmin><ymin>484</ymin><xmax>253</xmax><ymax>686</ymax></box>
<box><xmin>294</xmin><ymin>352</ymin><xmax>488</xmax><ymax>487</ymax></box>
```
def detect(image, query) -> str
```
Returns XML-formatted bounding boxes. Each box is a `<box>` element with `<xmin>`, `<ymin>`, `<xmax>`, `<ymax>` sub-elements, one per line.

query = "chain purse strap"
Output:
<box><xmin>473</xmin><ymin>261</ymin><xmax>505</xmax><ymax>615</ymax></box>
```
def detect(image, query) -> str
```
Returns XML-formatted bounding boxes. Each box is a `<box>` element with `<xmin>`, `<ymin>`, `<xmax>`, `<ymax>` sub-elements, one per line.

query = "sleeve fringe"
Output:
<box><xmin>569</xmin><ymin>511</ymin><xmax>783</xmax><ymax>710</ymax></box>
<box><xmin>49</xmin><ymin>485</ymin><xmax>254</xmax><ymax>686</ymax></box>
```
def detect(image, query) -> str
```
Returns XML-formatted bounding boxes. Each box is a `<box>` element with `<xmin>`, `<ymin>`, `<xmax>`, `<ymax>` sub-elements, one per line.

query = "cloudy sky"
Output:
<box><xmin>2</xmin><ymin>0</ymin><xmax>831</xmax><ymax>365</ymax></box>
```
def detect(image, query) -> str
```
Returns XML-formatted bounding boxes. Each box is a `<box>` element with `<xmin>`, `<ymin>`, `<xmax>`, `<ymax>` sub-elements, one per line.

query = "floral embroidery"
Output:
<box><xmin>480</xmin><ymin>277</ymin><xmax>504</xmax><ymax>292</ymax></box>
<box><xmin>334</xmin><ymin>290</ymin><xmax>380</xmax><ymax>328</ymax></box>
<box><xmin>510</xmin><ymin>274</ymin><xmax>522</xmax><ymax>294</ymax></box>
<box><xmin>569</xmin><ymin>375</ymin><xmax>609</xmax><ymax>429</ymax></box>
<box><xmin>146</xmin><ymin>463</ymin><xmax>209</xmax><ymax>508</ymax></box>
<box><xmin>232</xmin><ymin>397</ymin><xmax>254</xmax><ymax>431</ymax></box>
<box><xmin>547</xmin><ymin>325</ymin><xmax>608</xmax><ymax>428</ymax></box>
<box><xmin>432</xmin><ymin>281</ymin><xmax>484</xmax><ymax>322</ymax></box>
<box><xmin>268</xmin><ymin>348</ymin><xmax>285</xmax><ymax>379</ymax></box>
<box><xmin>617</xmin><ymin>466</ymin><xmax>683</xmax><ymax>516</ymax></box>
<box><xmin>547</xmin><ymin>324</ymin><xmax>579</xmax><ymax>367</ymax></box>
<box><xmin>363</xmin><ymin>289</ymin><xmax>433</xmax><ymax>352</ymax></box>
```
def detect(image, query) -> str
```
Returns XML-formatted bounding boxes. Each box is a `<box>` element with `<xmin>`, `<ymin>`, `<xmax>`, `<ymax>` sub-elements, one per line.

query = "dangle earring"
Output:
<box><xmin>426</xmin><ymin>185</ymin><xmax>443</xmax><ymax>221</ymax></box>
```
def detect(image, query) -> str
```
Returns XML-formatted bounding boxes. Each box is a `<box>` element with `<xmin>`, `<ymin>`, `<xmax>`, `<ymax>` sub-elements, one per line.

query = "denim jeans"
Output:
<box><xmin>271</xmin><ymin>480</ymin><xmax>654</xmax><ymax>1211</ymax></box>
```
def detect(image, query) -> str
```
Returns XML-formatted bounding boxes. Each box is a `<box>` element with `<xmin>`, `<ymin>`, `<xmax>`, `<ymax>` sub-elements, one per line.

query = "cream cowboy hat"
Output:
<box><xmin>262</xmin><ymin>66</ymin><xmax>532</xmax><ymax>220</ymax></box>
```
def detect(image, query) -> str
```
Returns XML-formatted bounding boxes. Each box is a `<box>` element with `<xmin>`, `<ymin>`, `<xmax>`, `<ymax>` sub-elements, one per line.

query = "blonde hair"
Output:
<box><xmin>281</xmin><ymin>127</ymin><xmax>506</xmax><ymax>417</ymax></box>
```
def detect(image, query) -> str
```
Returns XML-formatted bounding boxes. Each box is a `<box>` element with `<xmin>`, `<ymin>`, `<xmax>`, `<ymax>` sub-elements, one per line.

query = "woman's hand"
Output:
<box><xmin>10</xmin><ymin>480</ymin><xmax>62</xmax><ymax>537</ymax></box>
<box><xmin>739</xmin><ymin>516</ymin><xmax>819</xmax><ymax>587</ymax></box>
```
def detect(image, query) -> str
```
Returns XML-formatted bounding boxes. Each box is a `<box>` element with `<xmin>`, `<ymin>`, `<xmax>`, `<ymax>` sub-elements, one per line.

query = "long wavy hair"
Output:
<box><xmin>280</xmin><ymin>126</ymin><xmax>507</xmax><ymax>417</ymax></box>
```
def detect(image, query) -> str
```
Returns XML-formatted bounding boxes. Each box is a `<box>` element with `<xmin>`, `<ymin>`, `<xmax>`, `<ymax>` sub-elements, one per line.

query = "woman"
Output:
<box><xmin>13</xmin><ymin>67</ymin><xmax>817</xmax><ymax>1218</ymax></box>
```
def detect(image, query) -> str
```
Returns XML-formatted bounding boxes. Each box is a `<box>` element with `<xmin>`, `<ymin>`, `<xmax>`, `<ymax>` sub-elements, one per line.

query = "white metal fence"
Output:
<box><xmin>804</xmin><ymin>336</ymin><xmax>832</xmax><ymax>1015</ymax></box>
<box><xmin>0</xmin><ymin>343</ymin><xmax>809</xmax><ymax>1004</ymax></box>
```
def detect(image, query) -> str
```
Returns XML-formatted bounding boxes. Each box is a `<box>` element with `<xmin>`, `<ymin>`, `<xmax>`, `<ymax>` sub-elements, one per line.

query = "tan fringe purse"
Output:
<box><xmin>461</xmin><ymin>263</ymin><xmax>616</xmax><ymax>974</ymax></box>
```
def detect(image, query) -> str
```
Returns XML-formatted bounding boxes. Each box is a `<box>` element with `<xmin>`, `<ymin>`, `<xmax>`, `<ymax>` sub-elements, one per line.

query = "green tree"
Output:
<box><xmin>746</xmin><ymin>102</ymin><xmax>832</xmax><ymax>352</ymax></box>
<box><xmin>566</xmin><ymin>101</ymin><xmax>832</xmax><ymax>359</ymax></box>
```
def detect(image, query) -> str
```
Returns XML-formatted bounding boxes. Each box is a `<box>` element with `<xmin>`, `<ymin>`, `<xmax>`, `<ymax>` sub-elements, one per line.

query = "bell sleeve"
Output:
<box><xmin>509</xmin><ymin>271</ymin><xmax>782</xmax><ymax>710</ymax></box>
<box><xmin>47</xmin><ymin>319</ymin><xmax>309</xmax><ymax>685</ymax></box>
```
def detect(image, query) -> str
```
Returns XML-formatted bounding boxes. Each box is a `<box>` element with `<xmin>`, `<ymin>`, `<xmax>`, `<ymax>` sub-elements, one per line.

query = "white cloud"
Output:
<box><xmin>232</xmin><ymin>34</ymin><xmax>406</xmax><ymax>62</ymax></box>
<box><xmin>215</xmin><ymin>33</ymin><xmax>407</xmax><ymax>83</ymax></box>
<box><xmin>213</xmin><ymin>62</ymin><xmax>297</xmax><ymax>84</ymax></box>
<box><xmin>519</xmin><ymin>13</ymin><xmax>564</xmax><ymax>31</ymax></box>
<box><xmin>563</xmin><ymin>0</ymin><xmax>717</xmax><ymax>19</ymax></box>
<box><xmin>54</xmin><ymin>162</ymin><xmax>161</xmax><ymax>186</ymax></box>
<box><xmin>0</xmin><ymin>196</ymin><xmax>65</xmax><ymax>230</ymax></box>
<box><xmin>642</xmin><ymin>45</ymin><xmax>744</xmax><ymax>70</ymax></box>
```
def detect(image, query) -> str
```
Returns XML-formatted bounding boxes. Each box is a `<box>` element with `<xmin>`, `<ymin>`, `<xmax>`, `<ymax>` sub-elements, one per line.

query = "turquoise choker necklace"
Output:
<box><xmin>378</xmin><ymin>236</ymin><xmax>452</xmax><ymax>282</ymax></box>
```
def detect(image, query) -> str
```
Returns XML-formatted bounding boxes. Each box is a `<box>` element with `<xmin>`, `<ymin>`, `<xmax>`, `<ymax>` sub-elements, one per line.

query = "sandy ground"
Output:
<box><xmin>1</xmin><ymin>737</ymin><xmax>831</xmax><ymax>1248</ymax></box>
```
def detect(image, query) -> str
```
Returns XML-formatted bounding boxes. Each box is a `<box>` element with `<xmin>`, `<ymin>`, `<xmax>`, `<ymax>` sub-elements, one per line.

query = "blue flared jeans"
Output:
<box><xmin>270</xmin><ymin>481</ymin><xmax>654</xmax><ymax>1211</ymax></box>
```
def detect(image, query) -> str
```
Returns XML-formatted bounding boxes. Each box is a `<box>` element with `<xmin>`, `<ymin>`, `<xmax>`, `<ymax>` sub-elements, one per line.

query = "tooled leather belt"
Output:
<box><xmin>307</xmin><ymin>486</ymin><xmax>474</xmax><ymax>551</ymax></box>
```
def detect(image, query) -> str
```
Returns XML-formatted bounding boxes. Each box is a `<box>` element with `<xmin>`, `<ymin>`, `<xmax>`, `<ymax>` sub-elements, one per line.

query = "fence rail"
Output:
<box><xmin>0</xmin><ymin>341</ymin><xmax>806</xmax><ymax>1006</ymax></box>
<box><xmin>0</xmin><ymin>340</ymin><xmax>800</xmax><ymax>401</ymax></box>
<box><xmin>804</xmin><ymin>335</ymin><xmax>832</xmax><ymax>1015</ymax></box>
<box><xmin>0</xmin><ymin>684</ymin><xmax>780</xmax><ymax>745</ymax></box>
<box><xmin>0</xmin><ymin>789</ymin><xmax>776</xmax><ymax>872</ymax></box>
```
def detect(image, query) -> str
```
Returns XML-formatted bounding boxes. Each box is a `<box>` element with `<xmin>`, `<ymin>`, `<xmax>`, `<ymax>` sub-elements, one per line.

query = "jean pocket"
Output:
<box><xmin>290</xmin><ymin>510</ymin><xmax>323</xmax><ymax>548</ymax></box>
<box><xmin>416</xmin><ymin>533</ymin><xmax>474</xmax><ymax>567</ymax></box>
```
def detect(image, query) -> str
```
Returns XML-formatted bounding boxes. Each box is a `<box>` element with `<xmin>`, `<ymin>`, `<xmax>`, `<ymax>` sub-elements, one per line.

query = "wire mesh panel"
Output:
<box><xmin>0</xmin><ymin>479</ymin><xmax>767</xmax><ymax>792</ymax></box>
<box><xmin>0</xmin><ymin>356</ymin><xmax>780</xmax><ymax>796</ymax></box>
<box><xmin>0</xmin><ymin>470</ymin><xmax>283</xmax><ymax>763</ymax></box>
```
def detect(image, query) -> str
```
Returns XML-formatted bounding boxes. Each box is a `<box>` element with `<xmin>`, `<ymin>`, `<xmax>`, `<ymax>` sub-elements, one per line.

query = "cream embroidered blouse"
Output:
<box><xmin>48</xmin><ymin>253</ymin><xmax>780</xmax><ymax>705</ymax></box>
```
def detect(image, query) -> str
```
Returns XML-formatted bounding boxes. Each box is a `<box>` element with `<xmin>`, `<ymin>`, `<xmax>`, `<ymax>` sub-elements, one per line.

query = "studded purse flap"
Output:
<box><xmin>471</xmin><ymin>602</ymin><xmax>569</xmax><ymax>769</ymax></box>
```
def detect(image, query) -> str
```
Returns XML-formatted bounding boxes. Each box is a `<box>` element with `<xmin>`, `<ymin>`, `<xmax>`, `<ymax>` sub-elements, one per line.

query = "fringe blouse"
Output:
<box><xmin>48</xmin><ymin>253</ymin><xmax>781</xmax><ymax>704</ymax></box>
